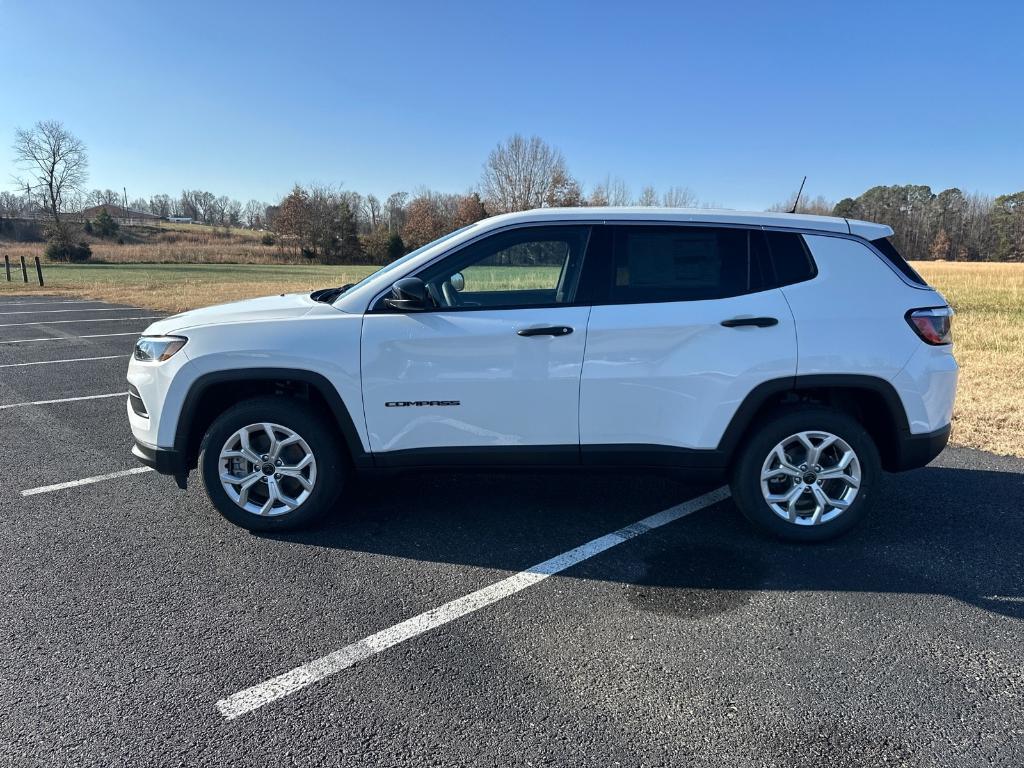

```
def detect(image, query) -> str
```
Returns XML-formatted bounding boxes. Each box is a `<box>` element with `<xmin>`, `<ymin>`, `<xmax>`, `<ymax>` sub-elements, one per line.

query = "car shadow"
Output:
<box><xmin>264</xmin><ymin>462</ymin><xmax>1024</xmax><ymax>621</ymax></box>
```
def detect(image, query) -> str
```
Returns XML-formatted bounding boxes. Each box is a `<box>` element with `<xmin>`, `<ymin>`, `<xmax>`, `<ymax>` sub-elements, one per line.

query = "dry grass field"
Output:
<box><xmin>0</xmin><ymin>253</ymin><xmax>1020</xmax><ymax>458</ymax></box>
<box><xmin>0</xmin><ymin>224</ymin><xmax>295</xmax><ymax>265</ymax></box>
<box><xmin>914</xmin><ymin>262</ymin><xmax>1023</xmax><ymax>458</ymax></box>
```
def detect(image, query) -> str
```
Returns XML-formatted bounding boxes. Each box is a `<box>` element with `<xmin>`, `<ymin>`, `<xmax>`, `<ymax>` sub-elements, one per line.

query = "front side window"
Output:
<box><xmin>416</xmin><ymin>225</ymin><xmax>591</xmax><ymax>310</ymax></box>
<box><xmin>609</xmin><ymin>226</ymin><xmax>763</xmax><ymax>303</ymax></box>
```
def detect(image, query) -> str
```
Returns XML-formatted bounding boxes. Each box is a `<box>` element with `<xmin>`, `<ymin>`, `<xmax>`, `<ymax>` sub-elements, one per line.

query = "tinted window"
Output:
<box><xmin>764</xmin><ymin>231</ymin><xmax>816</xmax><ymax>286</ymax></box>
<box><xmin>871</xmin><ymin>237</ymin><xmax>928</xmax><ymax>286</ymax></box>
<box><xmin>416</xmin><ymin>225</ymin><xmax>591</xmax><ymax>309</ymax></box>
<box><xmin>609</xmin><ymin>226</ymin><xmax>762</xmax><ymax>303</ymax></box>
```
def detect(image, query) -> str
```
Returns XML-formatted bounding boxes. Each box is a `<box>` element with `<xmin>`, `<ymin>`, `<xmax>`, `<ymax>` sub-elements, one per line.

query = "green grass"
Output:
<box><xmin>0</xmin><ymin>262</ymin><xmax>379</xmax><ymax>312</ymax></box>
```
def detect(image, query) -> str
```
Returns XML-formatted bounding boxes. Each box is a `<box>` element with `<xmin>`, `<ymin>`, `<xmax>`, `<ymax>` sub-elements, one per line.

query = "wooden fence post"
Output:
<box><xmin>35</xmin><ymin>256</ymin><xmax>44</xmax><ymax>287</ymax></box>
<box><xmin>20</xmin><ymin>256</ymin><xmax>28</xmax><ymax>283</ymax></box>
<box><xmin>4</xmin><ymin>254</ymin><xmax>10</xmax><ymax>282</ymax></box>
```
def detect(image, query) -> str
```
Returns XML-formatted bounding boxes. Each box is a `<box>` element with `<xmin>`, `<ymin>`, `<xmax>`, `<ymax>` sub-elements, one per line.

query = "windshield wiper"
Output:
<box><xmin>310</xmin><ymin>284</ymin><xmax>354</xmax><ymax>303</ymax></box>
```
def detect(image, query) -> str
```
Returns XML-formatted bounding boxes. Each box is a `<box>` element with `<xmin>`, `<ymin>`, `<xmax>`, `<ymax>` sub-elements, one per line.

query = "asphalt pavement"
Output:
<box><xmin>1</xmin><ymin>295</ymin><xmax>1021</xmax><ymax>767</ymax></box>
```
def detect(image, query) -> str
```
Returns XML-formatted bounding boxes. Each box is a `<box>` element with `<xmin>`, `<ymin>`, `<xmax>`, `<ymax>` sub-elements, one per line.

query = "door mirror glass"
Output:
<box><xmin>449</xmin><ymin>272</ymin><xmax>465</xmax><ymax>292</ymax></box>
<box><xmin>385</xmin><ymin>277</ymin><xmax>430</xmax><ymax>312</ymax></box>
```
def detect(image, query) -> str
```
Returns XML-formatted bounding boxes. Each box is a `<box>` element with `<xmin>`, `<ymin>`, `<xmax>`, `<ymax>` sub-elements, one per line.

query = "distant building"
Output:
<box><xmin>167</xmin><ymin>216</ymin><xmax>193</xmax><ymax>224</ymax></box>
<box><xmin>81</xmin><ymin>204</ymin><xmax>162</xmax><ymax>226</ymax></box>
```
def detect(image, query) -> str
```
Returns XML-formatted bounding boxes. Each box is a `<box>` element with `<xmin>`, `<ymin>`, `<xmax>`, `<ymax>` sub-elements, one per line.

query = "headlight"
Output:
<box><xmin>134</xmin><ymin>335</ymin><xmax>188</xmax><ymax>362</ymax></box>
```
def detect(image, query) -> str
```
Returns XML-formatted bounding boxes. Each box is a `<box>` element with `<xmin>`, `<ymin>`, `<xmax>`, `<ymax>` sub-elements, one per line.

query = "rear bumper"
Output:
<box><xmin>132</xmin><ymin>441</ymin><xmax>189</xmax><ymax>488</ymax></box>
<box><xmin>891</xmin><ymin>424</ymin><xmax>950</xmax><ymax>471</ymax></box>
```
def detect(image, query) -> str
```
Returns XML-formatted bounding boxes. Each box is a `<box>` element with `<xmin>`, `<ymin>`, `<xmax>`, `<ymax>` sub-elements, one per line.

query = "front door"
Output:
<box><xmin>361</xmin><ymin>225</ymin><xmax>594</xmax><ymax>464</ymax></box>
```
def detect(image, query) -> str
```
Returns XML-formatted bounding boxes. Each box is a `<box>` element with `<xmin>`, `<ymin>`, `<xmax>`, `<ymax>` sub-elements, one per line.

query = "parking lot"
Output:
<box><xmin>1</xmin><ymin>294</ymin><xmax>1022</xmax><ymax>767</ymax></box>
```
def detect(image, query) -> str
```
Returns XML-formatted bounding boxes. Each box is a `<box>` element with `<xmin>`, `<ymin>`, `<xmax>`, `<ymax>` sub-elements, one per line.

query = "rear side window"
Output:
<box><xmin>871</xmin><ymin>237</ymin><xmax>928</xmax><ymax>286</ymax></box>
<box><xmin>609</xmin><ymin>226</ymin><xmax>763</xmax><ymax>303</ymax></box>
<box><xmin>763</xmin><ymin>231</ymin><xmax>816</xmax><ymax>287</ymax></box>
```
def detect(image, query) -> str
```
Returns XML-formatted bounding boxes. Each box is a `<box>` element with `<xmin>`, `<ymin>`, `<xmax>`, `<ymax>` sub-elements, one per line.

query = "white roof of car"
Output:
<box><xmin>479</xmin><ymin>207</ymin><xmax>894</xmax><ymax>240</ymax></box>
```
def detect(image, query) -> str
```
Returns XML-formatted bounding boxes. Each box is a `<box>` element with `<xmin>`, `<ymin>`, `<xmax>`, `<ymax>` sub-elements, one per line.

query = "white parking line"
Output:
<box><xmin>0</xmin><ymin>392</ymin><xmax>127</xmax><ymax>410</ymax></box>
<box><xmin>0</xmin><ymin>354</ymin><xmax>129</xmax><ymax>369</ymax></box>
<box><xmin>216</xmin><ymin>485</ymin><xmax>731</xmax><ymax>720</ymax></box>
<box><xmin>0</xmin><ymin>316</ymin><xmax>161</xmax><ymax>328</ymax></box>
<box><xmin>0</xmin><ymin>307</ymin><xmax>142</xmax><ymax>316</ymax></box>
<box><xmin>21</xmin><ymin>466</ymin><xmax>153</xmax><ymax>496</ymax></box>
<box><xmin>0</xmin><ymin>331</ymin><xmax>140</xmax><ymax>344</ymax></box>
<box><xmin>0</xmin><ymin>299</ymin><xmax>95</xmax><ymax>306</ymax></box>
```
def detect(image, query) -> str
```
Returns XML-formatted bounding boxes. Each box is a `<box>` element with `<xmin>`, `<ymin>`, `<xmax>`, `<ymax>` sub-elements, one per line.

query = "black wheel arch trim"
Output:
<box><xmin>173</xmin><ymin>367</ymin><xmax>372</xmax><ymax>469</ymax></box>
<box><xmin>717</xmin><ymin>373</ymin><xmax>922</xmax><ymax>469</ymax></box>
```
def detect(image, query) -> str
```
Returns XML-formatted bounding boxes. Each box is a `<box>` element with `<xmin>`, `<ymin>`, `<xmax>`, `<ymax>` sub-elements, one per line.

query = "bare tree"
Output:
<box><xmin>385</xmin><ymin>191</ymin><xmax>408</xmax><ymax>234</ymax></box>
<box><xmin>12</xmin><ymin>120</ymin><xmax>88</xmax><ymax>232</ymax></box>
<box><xmin>768</xmin><ymin>191</ymin><xmax>834</xmax><ymax>216</ymax></box>
<box><xmin>662</xmin><ymin>186</ymin><xmax>698</xmax><ymax>208</ymax></box>
<box><xmin>0</xmin><ymin>190</ymin><xmax>27</xmax><ymax>219</ymax></box>
<box><xmin>481</xmin><ymin>134</ymin><xmax>571</xmax><ymax>213</ymax></box>
<box><xmin>149</xmin><ymin>194</ymin><xmax>173</xmax><ymax>218</ymax></box>
<box><xmin>243</xmin><ymin>199</ymin><xmax>266</xmax><ymax>228</ymax></box>
<box><xmin>606</xmin><ymin>176</ymin><xmax>631</xmax><ymax>206</ymax></box>
<box><xmin>224</xmin><ymin>198</ymin><xmax>243</xmax><ymax>227</ymax></box>
<box><xmin>86</xmin><ymin>188</ymin><xmax>120</xmax><ymax>207</ymax></box>
<box><xmin>587</xmin><ymin>182</ymin><xmax>609</xmax><ymax>207</ymax></box>
<box><xmin>637</xmin><ymin>186</ymin><xmax>659</xmax><ymax>207</ymax></box>
<box><xmin>366</xmin><ymin>194</ymin><xmax>382</xmax><ymax>230</ymax></box>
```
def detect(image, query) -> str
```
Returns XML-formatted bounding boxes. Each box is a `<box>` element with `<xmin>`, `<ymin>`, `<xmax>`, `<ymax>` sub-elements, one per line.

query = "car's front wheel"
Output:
<box><xmin>729</xmin><ymin>407</ymin><xmax>880</xmax><ymax>542</ymax></box>
<box><xmin>199</xmin><ymin>397</ymin><xmax>345</xmax><ymax>531</ymax></box>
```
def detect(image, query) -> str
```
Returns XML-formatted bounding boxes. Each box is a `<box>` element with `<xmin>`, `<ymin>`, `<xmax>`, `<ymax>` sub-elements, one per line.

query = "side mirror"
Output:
<box><xmin>384</xmin><ymin>277</ymin><xmax>430</xmax><ymax>312</ymax></box>
<box><xmin>450</xmin><ymin>272</ymin><xmax>465</xmax><ymax>292</ymax></box>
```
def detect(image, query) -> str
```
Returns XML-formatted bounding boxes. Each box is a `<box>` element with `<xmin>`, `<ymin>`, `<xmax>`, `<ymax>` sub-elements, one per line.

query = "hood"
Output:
<box><xmin>144</xmin><ymin>292</ymin><xmax>318</xmax><ymax>335</ymax></box>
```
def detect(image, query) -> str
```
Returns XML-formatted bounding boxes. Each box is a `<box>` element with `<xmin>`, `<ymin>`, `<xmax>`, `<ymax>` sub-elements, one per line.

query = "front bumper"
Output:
<box><xmin>132</xmin><ymin>440</ymin><xmax>189</xmax><ymax>489</ymax></box>
<box><xmin>890</xmin><ymin>423</ymin><xmax>951</xmax><ymax>471</ymax></box>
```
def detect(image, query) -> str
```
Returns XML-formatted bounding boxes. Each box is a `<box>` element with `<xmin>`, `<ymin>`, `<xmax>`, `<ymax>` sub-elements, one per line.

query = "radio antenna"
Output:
<box><xmin>788</xmin><ymin>176</ymin><xmax>807</xmax><ymax>214</ymax></box>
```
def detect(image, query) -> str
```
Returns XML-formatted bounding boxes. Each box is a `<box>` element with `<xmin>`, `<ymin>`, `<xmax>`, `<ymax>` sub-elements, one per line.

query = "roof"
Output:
<box><xmin>81</xmin><ymin>204</ymin><xmax>160</xmax><ymax>219</ymax></box>
<box><xmin>479</xmin><ymin>207</ymin><xmax>894</xmax><ymax>241</ymax></box>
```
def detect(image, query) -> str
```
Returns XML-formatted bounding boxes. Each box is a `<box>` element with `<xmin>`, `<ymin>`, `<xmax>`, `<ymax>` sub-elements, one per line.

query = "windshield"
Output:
<box><xmin>330</xmin><ymin>225</ymin><xmax>475</xmax><ymax>302</ymax></box>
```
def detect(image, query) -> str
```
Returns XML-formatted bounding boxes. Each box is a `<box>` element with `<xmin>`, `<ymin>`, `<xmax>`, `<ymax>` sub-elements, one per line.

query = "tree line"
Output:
<box><xmin>4</xmin><ymin>121</ymin><xmax>1022</xmax><ymax>263</ymax></box>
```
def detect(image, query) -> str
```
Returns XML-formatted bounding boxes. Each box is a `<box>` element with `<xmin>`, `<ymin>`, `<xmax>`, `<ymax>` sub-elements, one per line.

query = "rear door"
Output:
<box><xmin>579</xmin><ymin>224</ymin><xmax>798</xmax><ymax>456</ymax></box>
<box><xmin>360</xmin><ymin>225</ymin><xmax>593</xmax><ymax>462</ymax></box>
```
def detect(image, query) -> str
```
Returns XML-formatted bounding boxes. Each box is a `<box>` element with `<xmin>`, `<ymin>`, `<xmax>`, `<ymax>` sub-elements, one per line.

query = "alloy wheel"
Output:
<box><xmin>218</xmin><ymin>422</ymin><xmax>317</xmax><ymax>516</ymax></box>
<box><xmin>759</xmin><ymin>430</ymin><xmax>861</xmax><ymax>526</ymax></box>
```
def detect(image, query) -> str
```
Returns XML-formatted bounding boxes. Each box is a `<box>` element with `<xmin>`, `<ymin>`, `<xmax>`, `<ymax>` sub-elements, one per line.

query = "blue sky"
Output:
<box><xmin>1</xmin><ymin>0</ymin><xmax>1021</xmax><ymax>209</ymax></box>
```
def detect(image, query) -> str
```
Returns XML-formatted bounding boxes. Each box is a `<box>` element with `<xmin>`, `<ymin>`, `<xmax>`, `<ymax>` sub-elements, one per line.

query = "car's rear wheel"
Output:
<box><xmin>199</xmin><ymin>397</ymin><xmax>345</xmax><ymax>531</ymax></box>
<box><xmin>729</xmin><ymin>407</ymin><xmax>880</xmax><ymax>542</ymax></box>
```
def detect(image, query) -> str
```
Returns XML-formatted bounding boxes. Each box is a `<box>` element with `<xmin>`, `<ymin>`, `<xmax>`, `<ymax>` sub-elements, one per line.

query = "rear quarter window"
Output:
<box><xmin>870</xmin><ymin>237</ymin><xmax>928</xmax><ymax>286</ymax></box>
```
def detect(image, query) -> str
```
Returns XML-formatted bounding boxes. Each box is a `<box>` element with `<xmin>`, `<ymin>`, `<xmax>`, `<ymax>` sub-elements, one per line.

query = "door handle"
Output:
<box><xmin>517</xmin><ymin>326</ymin><xmax>574</xmax><ymax>337</ymax></box>
<box><xmin>720</xmin><ymin>317</ymin><xmax>778</xmax><ymax>328</ymax></box>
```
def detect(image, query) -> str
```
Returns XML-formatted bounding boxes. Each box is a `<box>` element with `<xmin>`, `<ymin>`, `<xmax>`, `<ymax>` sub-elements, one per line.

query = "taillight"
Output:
<box><xmin>906</xmin><ymin>307</ymin><xmax>953</xmax><ymax>345</ymax></box>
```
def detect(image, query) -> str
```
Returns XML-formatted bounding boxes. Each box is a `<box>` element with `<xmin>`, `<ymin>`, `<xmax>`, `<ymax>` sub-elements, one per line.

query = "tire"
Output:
<box><xmin>199</xmin><ymin>396</ymin><xmax>346</xmax><ymax>531</ymax></box>
<box><xmin>729</xmin><ymin>406</ymin><xmax>880</xmax><ymax>542</ymax></box>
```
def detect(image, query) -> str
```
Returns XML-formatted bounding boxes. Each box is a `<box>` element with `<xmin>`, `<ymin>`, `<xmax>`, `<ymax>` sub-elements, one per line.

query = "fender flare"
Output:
<box><xmin>173</xmin><ymin>367</ymin><xmax>372</xmax><ymax>468</ymax></box>
<box><xmin>717</xmin><ymin>373</ymin><xmax>910</xmax><ymax>458</ymax></box>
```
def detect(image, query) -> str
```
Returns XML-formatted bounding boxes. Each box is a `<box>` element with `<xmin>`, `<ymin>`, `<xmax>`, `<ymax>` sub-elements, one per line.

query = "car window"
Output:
<box><xmin>763</xmin><ymin>231</ymin><xmax>817</xmax><ymax>287</ymax></box>
<box><xmin>609</xmin><ymin>226</ymin><xmax>761</xmax><ymax>303</ymax></box>
<box><xmin>870</xmin><ymin>236</ymin><xmax>928</xmax><ymax>286</ymax></box>
<box><xmin>418</xmin><ymin>225</ymin><xmax>591</xmax><ymax>310</ymax></box>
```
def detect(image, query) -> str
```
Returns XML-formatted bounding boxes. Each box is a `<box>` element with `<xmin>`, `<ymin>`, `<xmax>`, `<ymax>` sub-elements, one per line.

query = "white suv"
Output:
<box><xmin>127</xmin><ymin>208</ymin><xmax>957</xmax><ymax>541</ymax></box>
